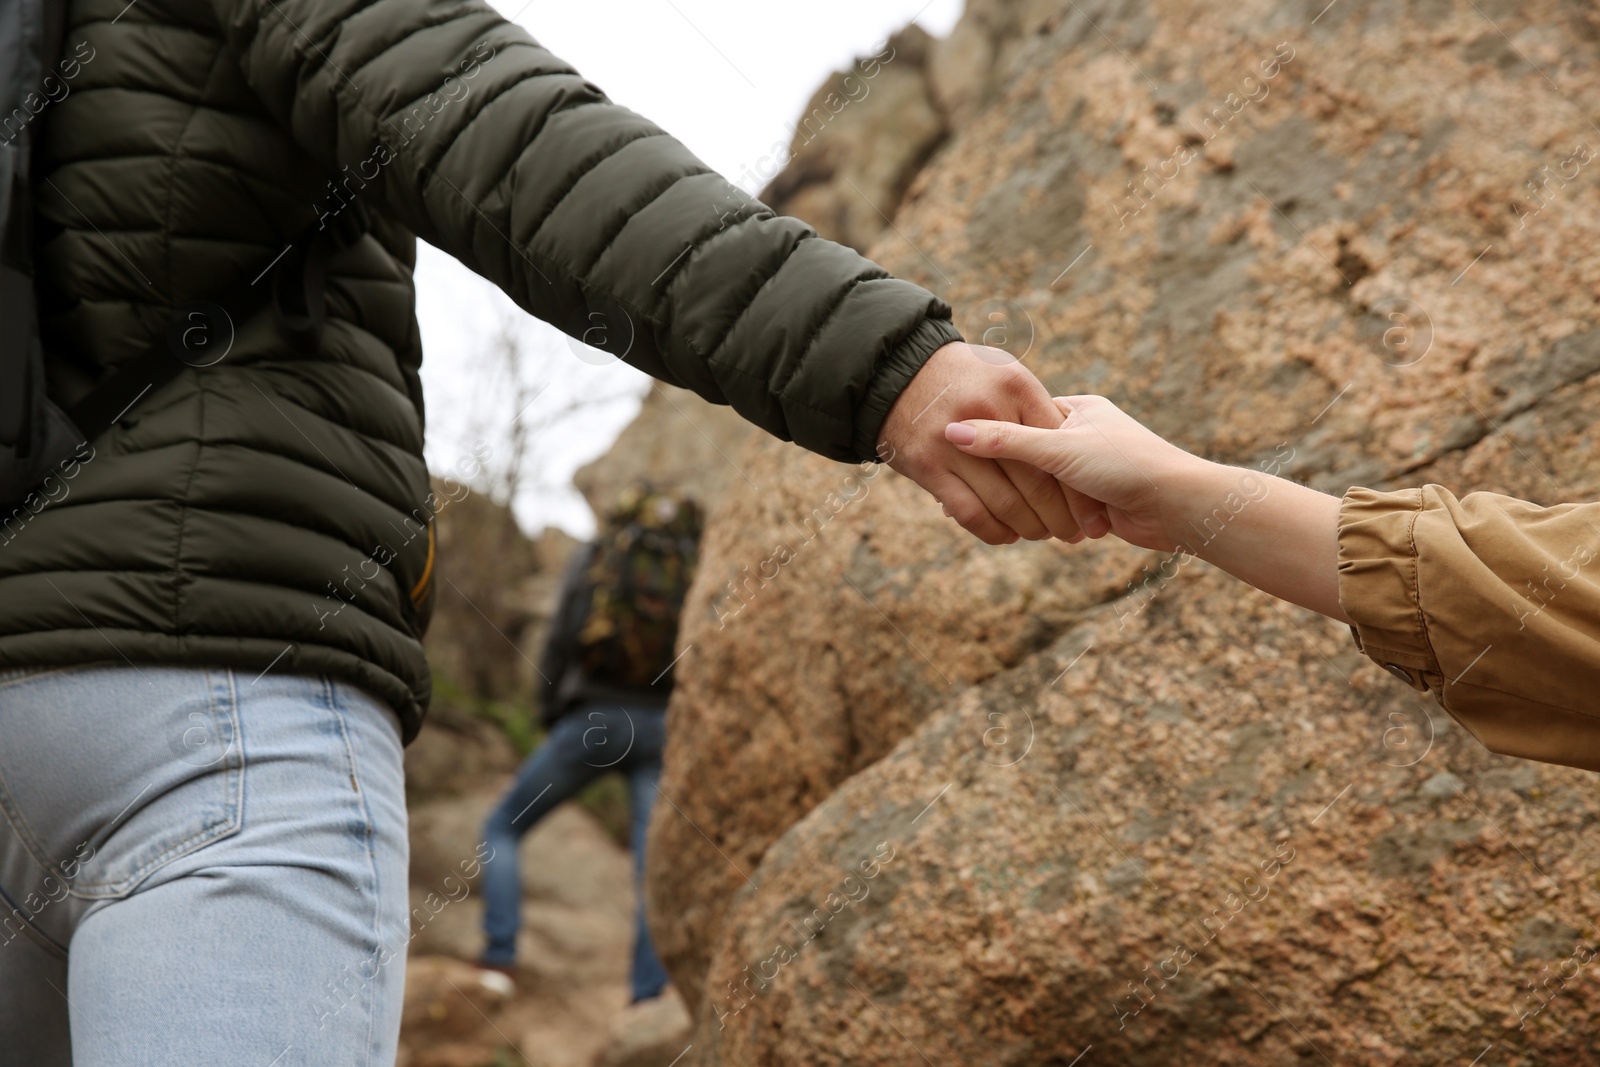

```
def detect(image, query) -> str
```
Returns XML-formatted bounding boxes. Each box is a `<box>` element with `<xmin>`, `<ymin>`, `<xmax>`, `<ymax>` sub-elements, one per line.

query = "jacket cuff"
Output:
<box><xmin>849</xmin><ymin>316</ymin><xmax>964</xmax><ymax>464</ymax></box>
<box><xmin>1337</xmin><ymin>486</ymin><xmax>1439</xmax><ymax>685</ymax></box>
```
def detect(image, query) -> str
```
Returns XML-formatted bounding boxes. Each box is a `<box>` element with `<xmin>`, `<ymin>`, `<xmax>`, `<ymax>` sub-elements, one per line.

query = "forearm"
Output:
<box><xmin>1168</xmin><ymin>462</ymin><xmax>1351</xmax><ymax>624</ymax></box>
<box><xmin>213</xmin><ymin>0</ymin><xmax>959</xmax><ymax>462</ymax></box>
<box><xmin>943</xmin><ymin>396</ymin><xmax>1354</xmax><ymax>609</ymax></box>
<box><xmin>950</xmin><ymin>395</ymin><xmax>1600</xmax><ymax>773</ymax></box>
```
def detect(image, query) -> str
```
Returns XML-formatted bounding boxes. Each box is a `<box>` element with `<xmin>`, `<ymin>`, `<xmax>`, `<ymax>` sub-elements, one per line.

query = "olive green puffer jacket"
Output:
<box><xmin>0</xmin><ymin>0</ymin><xmax>961</xmax><ymax>741</ymax></box>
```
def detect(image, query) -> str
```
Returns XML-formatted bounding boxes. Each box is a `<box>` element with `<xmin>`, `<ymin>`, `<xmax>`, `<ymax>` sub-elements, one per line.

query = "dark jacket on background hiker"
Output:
<box><xmin>0</xmin><ymin>0</ymin><xmax>963</xmax><ymax>741</ymax></box>
<box><xmin>1339</xmin><ymin>485</ymin><xmax>1600</xmax><ymax>773</ymax></box>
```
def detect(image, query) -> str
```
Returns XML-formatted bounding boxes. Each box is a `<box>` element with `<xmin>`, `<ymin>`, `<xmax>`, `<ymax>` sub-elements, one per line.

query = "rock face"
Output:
<box><xmin>648</xmin><ymin>0</ymin><xmax>1600</xmax><ymax>1063</ymax></box>
<box><xmin>758</xmin><ymin>25</ymin><xmax>947</xmax><ymax>252</ymax></box>
<box><xmin>646</xmin><ymin>442</ymin><xmax>1150</xmax><ymax>1011</ymax></box>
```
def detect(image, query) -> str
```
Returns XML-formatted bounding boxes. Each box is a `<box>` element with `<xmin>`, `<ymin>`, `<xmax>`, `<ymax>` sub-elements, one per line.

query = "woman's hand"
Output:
<box><xmin>943</xmin><ymin>395</ymin><xmax>1204</xmax><ymax>552</ymax></box>
<box><xmin>945</xmin><ymin>394</ymin><xmax>1351</xmax><ymax>624</ymax></box>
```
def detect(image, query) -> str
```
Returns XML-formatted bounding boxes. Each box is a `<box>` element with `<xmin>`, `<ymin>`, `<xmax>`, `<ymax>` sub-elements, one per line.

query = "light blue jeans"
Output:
<box><xmin>0</xmin><ymin>664</ymin><xmax>410</xmax><ymax>1066</ymax></box>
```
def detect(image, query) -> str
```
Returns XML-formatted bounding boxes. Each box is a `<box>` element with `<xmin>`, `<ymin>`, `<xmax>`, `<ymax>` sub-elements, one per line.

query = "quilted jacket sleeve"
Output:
<box><xmin>206</xmin><ymin>0</ymin><xmax>962</xmax><ymax>462</ymax></box>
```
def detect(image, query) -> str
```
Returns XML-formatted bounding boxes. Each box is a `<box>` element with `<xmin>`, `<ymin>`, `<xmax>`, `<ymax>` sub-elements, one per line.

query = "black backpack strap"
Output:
<box><xmin>0</xmin><ymin>0</ymin><xmax>64</xmax><ymax>455</ymax></box>
<box><xmin>0</xmin><ymin>0</ymin><xmax>78</xmax><ymax>507</ymax></box>
<box><xmin>273</xmin><ymin>199</ymin><xmax>372</xmax><ymax>352</ymax></box>
<box><xmin>66</xmin><ymin>200</ymin><xmax>374</xmax><ymax>441</ymax></box>
<box><xmin>0</xmin><ymin>256</ymin><xmax>34</xmax><ymax>449</ymax></box>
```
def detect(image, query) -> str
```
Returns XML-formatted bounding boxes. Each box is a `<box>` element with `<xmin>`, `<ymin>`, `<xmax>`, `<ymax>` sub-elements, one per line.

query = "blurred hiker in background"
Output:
<box><xmin>478</xmin><ymin>484</ymin><xmax>702</xmax><ymax>1005</ymax></box>
<box><xmin>947</xmin><ymin>395</ymin><xmax>1600</xmax><ymax>776</ymax></box>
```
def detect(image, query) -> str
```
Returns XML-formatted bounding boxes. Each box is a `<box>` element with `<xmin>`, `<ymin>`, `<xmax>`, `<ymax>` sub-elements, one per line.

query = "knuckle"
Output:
<box><xmin>1028</xmin><ymin>481</ymin><xmax>1073</xmax><ymax>523</ymax></box>
<box><xmin>994</xmin><ymin>495</ymin><xmax>1043</xmax><ymax>535</ymax></box>
<box><xmin>998</xmin><ymin>365</ymin><xmax>1034</xmax><ymax>396</ymax></box>
<box><xmin>1025</xmin><ymin>465</ymin><xmax>1061</xmax><ymax>495</ymax></box>
<box><xmin>947</xmin><ymin>499</ymin><xmax>986</xmax><ymax>529</ymax></box>
<box><xmin>959</xmin><ymin>514</ymin><xmax>1007</xmax><ymax>545</ymax></box>
<box><xmin>1069</xmin><ymin>393</ymin><xmax>1106</xmax><ymax>412</ymax></box>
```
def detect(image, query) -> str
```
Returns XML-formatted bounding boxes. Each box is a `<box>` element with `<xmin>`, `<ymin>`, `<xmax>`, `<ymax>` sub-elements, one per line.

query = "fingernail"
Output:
<box><xmin>944</xmin><ymin>422</ymin><xmax>977</xmax><ymax>446</ymax></box>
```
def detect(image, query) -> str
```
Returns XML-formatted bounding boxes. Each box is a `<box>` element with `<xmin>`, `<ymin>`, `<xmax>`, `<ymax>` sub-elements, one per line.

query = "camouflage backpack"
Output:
<box><xmin>574</xmin><ymin>485</ymin><xmax>703</xmax><ymax>689</ymax></box>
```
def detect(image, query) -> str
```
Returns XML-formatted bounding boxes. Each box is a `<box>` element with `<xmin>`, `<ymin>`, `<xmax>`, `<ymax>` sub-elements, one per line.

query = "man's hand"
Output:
<box><xmin>876</xmin><ymin>342</ymin><xmax>1081</xmax><ymax>545</ymax></box>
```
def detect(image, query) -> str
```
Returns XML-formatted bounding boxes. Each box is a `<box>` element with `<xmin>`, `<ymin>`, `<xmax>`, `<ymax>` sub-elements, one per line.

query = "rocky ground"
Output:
<box><xmin>396</xmin><ymin>704</ymin><xmax>695</xmax><ymax>1067</ymax></box>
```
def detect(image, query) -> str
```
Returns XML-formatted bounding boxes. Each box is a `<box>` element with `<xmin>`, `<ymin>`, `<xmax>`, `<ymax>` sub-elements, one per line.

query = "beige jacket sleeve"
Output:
<box><xmin>1338</xmin><ymin>485</ymin><xmax>1600</xmax><ymax>773</ymax></box>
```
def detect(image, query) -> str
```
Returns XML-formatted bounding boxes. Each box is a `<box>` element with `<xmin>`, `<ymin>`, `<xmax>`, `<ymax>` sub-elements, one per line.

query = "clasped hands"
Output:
<box><xmin>878</xmin><ymin>340</ymin><xmax>1177</xmax><ymax>549</ymax></box>
<box><xmin>881</xmin><ymin>341</ymin><xmax>1350</xmax><ymax>624</ymax></box>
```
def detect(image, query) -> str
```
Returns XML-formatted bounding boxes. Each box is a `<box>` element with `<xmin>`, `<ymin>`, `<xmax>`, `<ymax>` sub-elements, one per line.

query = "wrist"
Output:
<box><xmin>1161</xmin><ymin>458</ymin><xmax>1258</xmax><ymax>556</ymax></box>
<box><xmin>863</xmin><ymin>324</ymin><xmax>965</xmax><ymax>464</ymax></box>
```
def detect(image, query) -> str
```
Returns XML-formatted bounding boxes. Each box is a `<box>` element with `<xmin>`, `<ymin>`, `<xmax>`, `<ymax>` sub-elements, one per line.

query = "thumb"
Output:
<box><xmin>945</xmin><ymin>420</ymin><xmax>1070</xmax><ymax>474</ymax></box>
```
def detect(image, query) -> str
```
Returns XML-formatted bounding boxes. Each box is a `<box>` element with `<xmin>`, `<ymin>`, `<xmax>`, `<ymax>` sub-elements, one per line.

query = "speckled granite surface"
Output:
<box><xmin>649</xmin><ymin>0</ymin><xmax>1600</xmax><ymax>1061</ymax></box>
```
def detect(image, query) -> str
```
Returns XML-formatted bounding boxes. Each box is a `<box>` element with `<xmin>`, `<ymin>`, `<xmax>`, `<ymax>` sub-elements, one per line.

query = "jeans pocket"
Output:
<box><xmin>0</xmin><ymin>666</ymin><xmax>246</xmax><ymax>900</ymax></box>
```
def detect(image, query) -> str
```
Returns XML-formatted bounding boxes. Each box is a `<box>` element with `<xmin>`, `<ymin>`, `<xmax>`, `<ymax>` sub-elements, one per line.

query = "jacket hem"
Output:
<box><xmin>0</xmin><ymin>634</ymin><xmax>426</xmax><ymax>744</ymax></box>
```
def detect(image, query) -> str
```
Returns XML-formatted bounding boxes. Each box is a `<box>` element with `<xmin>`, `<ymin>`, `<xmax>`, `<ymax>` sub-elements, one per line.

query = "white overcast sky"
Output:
<box><xmin>416</xmin><ymin>0</ymin><xmax>964</xmax><ymax>538</ymax></box>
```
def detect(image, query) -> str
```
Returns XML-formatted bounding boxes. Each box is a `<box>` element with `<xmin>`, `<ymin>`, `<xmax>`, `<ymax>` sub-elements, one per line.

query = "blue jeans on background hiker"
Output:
<box><xmin>480</xmin><ymin>703</ymin><xmax>670</xmax><ymax>1002</ymax></box>
<box><xmin>0</xmin><ymin>665</ymin><xmax>410</xmax><ymax>1066</ymax></box>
